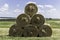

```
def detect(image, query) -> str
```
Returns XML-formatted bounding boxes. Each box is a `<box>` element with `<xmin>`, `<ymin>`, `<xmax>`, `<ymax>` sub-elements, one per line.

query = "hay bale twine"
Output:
<box><xmin>9</xmin><ymin>24</ymin><xmax>23</xmax><ymax>37</ymax></box>
<box><xmin>30</xmin><ymin>14</ymin><xmax>45</xmax><ymax>26</ymax></box>
<box><xmin>24</xmin><ymin>3</ymin><xmax>38</xmax><ymax>17</ymax></box>
<box><xmin>16</xmin><ymin>14</ymin><xmax>30</xmax><ymax>27</ymax></box>
<box><xmin>38</xmin><ymin>25</ymin><xmax>52</xmax><ymax>37</ymax></box>
<box><xmin>23</xmin><ymin>24</ymin><xmax>38</xmax><ymax>37</ymax></box>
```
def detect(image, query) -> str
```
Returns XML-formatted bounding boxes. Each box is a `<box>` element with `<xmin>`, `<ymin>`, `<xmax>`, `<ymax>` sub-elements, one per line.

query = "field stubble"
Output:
<box><xmin>0</xmin><ymin>28</ymin><xmax>60</xmax><ymax>40</ymax></box>
<box><xmin>0</xmin><ymin>20</ymin><xmax>60</xmax><ymax>40</ymax></box>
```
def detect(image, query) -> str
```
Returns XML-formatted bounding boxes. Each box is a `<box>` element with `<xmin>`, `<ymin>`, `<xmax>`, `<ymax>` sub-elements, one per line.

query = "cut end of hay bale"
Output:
<box><xmin>23</xmin><ymin>24</ymin><xmax>38</xmax><ymax>37</ymax></box>
<box><xmin>24</xmin><ymin>3</ymin><xmax>38</xmax><ymax>17</ymax></box>
<box><xmin>30</xmin><ymin>14</ymin><xmax>45</xmax><ymax>26</ymax></box>
<box><xmin>9</xmin><ymin>24</ymin><xmax>24</xmax><ymax>37</ymax></box>
<box><xmin>16</xmin><ymin>14</ymin><xmax>30</xmax><ymax>27</ymax></box>
<box><xmin>38</xmin><ymin>25</ymin><xmax>52</xmax><ymax>37</ymax></box>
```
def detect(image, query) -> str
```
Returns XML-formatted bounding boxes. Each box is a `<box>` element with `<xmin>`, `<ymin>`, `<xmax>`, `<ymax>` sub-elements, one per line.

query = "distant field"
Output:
<box><xmin>46</xmin><ymin>20</ymin><xmax>60</xmax><ymax>28</ymax></box>
<box><xmin>0</xmin><ymin>21</ymin><xmax>15</xmax><ymax>28</ymax></box>
<box><xmin>0</xmin><ymin>19</ymin><xmax>60</xmax><ymax>28</ymax></box>
<box><xmin>0</xmin><ymin>20</ymin><xmax>60</xmax><ymax>40</ymax></box>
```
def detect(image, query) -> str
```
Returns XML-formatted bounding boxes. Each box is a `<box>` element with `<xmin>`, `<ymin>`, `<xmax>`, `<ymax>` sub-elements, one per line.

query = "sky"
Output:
<box><xmin>0</xmin><ymin>0</ymin><xmax>60</xmax><ymax>19</ymax></box>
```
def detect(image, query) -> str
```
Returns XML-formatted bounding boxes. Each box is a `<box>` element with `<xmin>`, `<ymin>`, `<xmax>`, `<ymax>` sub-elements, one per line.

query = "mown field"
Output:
<box><xmin>0</xmin><ymin>19</ymin><xmax>60</xmax><ymax>40</ymax></box>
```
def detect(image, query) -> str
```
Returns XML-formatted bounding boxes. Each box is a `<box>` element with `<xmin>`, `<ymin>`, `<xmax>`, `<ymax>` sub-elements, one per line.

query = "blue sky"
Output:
<box><xmin>0</xmin><ymin>0</ymin><xmax>60</xmax><ymax>18</ymax></box>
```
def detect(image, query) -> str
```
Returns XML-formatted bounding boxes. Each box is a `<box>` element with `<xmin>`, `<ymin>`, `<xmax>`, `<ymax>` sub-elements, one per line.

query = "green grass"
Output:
<box><xmin>46</xmin><ymin>20</ymin><xmax>60</xmax><ymax>28</ymax></box>
<box><xmin>0</xmin><ymin>36</ymin><xmax>59</xmax><ymax>40</ymax></box>
<box><xmin>0</xmin><ymin>28</ymin><xmax>60</xmax><ymax>40</ymax></box>
<box><xmin>0</xmin><ymin>20</ymin><xmax>60</xmax><ymax>40</ymax></box>
<box><xmin>0</xmin><ymin>19</ymin><xmax>60</xmax><ymax>28</ymax></box>
<box><xmin>0</xmin><ymin>21</ymin><xmax>15</xmax><ymax>28</ymax></box>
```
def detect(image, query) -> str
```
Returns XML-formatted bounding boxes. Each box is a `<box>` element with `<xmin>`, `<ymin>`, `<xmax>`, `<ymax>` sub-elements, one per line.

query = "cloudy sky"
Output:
<box><xmin>0</xmin><ymin>0</ymin><xmax>60</xmax><ymax>18</ymax></box>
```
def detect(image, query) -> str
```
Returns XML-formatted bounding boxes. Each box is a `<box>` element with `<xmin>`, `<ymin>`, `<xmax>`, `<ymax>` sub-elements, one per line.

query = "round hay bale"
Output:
<box><xmin>44</xmin><ymin>23</ymin><xmax>51</xmax><ymax>26</ymax></box>
<box><xmin>16</xmin><ymin>28</ymin><xmax>24</xmax><ymax>37</ymax></box>
<box><xmin>16</xmin><ymin>14</ymin><xmax>30</xmax><ymax>27</ymax></box>
<box><xmin>9</xmin><ymin>24</ymin><xmax>18</xmax><ymax>36</ymax></box>
<box><xmin>23</xmin><ymin>24</ymin><xmax>38</xmax><ymax>37</ymax></box>
<box><xmin>24</xmin><ymin>3</ymin><xmax>38</xmax><ymax>17</ymax></box>
<box><xmin>30</xmin><ymin>14</ymin><xmax>45</xmax><ymax>26</ymax></box>
<box><xmin>39</xmin><ymin>25</ymin><xmax>52</xmax><ymax>37</ymax></box>
<box><xmin>9</xmin><ymin>24</ymin><xmax>23</xmax><ymax>37</ymax></box>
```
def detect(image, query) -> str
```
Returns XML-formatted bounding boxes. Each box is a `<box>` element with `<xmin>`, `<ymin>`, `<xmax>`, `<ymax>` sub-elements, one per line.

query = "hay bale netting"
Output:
<box><xmin>38</xmin><ymin>25</ymin><xmax>52</xmax><ymax>37</ymax></box>
<box><xmin>9</xmin><ymin>24</ymin><xmax>23</xmax><ymax>37</ymax></box>
<box><xmin>24</xmin><ymin>3</ymin><xmax>38</xmax><ymax>17</ymax></box>
<box><xmin>30</xmin><ymin>14</ymin><xmax>45</xmax><ymax>26</ymax></box>
<box><xmin>23</xmin><ymin>24</ymin><xmax>38</xmax><ymax>37</ymax></box>
<box><xmin>16</xmin><ymin>14</ymin><xmax>30</xmax><ymax>27</ymax></box>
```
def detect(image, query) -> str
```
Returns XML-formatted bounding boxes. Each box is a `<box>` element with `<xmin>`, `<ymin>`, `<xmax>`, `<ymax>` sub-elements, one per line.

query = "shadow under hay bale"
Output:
<box><xmin>9</xmin><ymin>24</ymin><xmax>23</xmax><ymax>37</ymax></box>
<box><xmin>16</xmin><ymin>14</ymin><xmax>30</xmax><ymax>27</ymax></box>
<box><xmin>38</xmin><ymin>25</ymin><xmax>52</xmax><ymax>37</ymax></box>
<box><xmin>30</xmin><ymin>14</ymin><xmax>45</xmax><ymax>26</ymax></box>
<box><xmin>23</xmin><ymin>24</ymin><xmax>38</xmax><ymax>37</ymax></box>
<box><xmin>25</xmin><ymin>3</ymin><xmax>38</xmax><ymax>17</ymax></box>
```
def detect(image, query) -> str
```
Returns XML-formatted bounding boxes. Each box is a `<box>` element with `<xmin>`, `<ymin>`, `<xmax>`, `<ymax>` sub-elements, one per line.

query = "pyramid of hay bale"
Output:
<box><xmin>9</xmin><ymin>3</ymin><xmax>52</xmax><ymax>37</ymax></box>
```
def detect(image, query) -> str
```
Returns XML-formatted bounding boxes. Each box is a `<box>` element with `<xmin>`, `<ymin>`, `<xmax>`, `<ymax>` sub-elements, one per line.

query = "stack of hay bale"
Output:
<box><xmin>9</xmin><ymin>3</ymin><xmax>52</xmax><ymax>37</ymax></box>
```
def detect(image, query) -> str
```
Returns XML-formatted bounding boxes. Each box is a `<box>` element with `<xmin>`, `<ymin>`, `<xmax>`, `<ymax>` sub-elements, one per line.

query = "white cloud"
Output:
<box><xmin>37</xmin><ymin>5</ymin><xmax>44</xmax><ymax>13</ymax></box>
<box><xmin>44</xmin><ymin>5</ymin><xmax>54</xmax><ymax>8</ymax></box>
<box><xmin>0</xmin><ymin>3</ymin><xmax>9</xmax><ymax>14</ymax></box>
<box><xmin>37</xmin><ymin>5</ymin><xmax>44</xmax><ymax>8</ymax></box>
<box><xmin>47</xmin><ymin>8</ymin><xmax>57</xmax><ymax>13</ymax></box>
<box><xmin>38</xmin><ymin>5</ymin><xmax>44</xmax><ymax>14</ymax></box>
<box><xmin>26</xmin><ymin>1</ymin><xmax>36</xmax><ymax>4</ymax></box>
<box><xmin>37</xmin><ymin>4</ymin><xmax>60</xmax><ymax>18</ymax></box>
<box><xmin>45</xmin><ymin>8</ymin><xmax>60</xmax><ymax>18</ymax></box>
<box><xmin>14</xmin><ymin>9</ymin><xmax>21</xmax><ymax>13</ymax></box>
<box><xmin>50</xmin><ymin>8</ymin><xmax>56</xmax><ymax>11</ymax></box>
<box><xmin>13</xmin><ymin>9</ymin><xmax>24</xmax><ymax>17</ymax></box>
<box><xmin>38</xmin><ymin>4</ymin><xmax>55</xmax><ymax>13</ymax></box>
<box><xmin>17</xmin><ymin>4</ymin><xmax>20</xmax><ymax>7</ymax></box>
<box><xmin>37</xmin><ymin>5</ymin><xmax>54</xmax><ymax>9</ymax></box>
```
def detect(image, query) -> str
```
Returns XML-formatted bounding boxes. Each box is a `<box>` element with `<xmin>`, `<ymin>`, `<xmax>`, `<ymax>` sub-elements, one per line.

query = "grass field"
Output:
<box><xmin>46</xmin><ymin>20</ymin><xmax>60</xmax><ymax>28</ymax></box>
<box><xmin>0</xmin><ymin>20</ymin><xmax>60</xmax><ymax>40</ymax></box>
<box><xmin>0</xmin><ymin>21</ymin><xmax>15</xmax><ymax>28</ymax></box>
